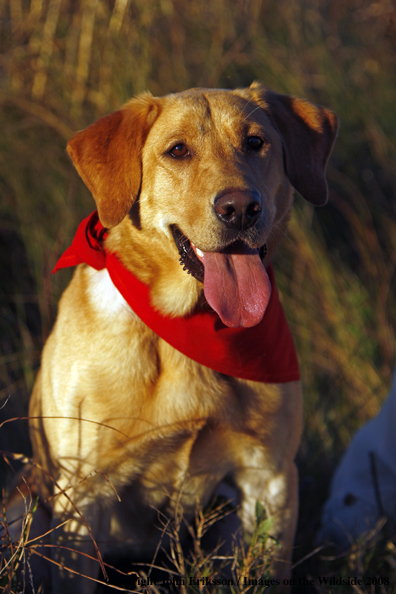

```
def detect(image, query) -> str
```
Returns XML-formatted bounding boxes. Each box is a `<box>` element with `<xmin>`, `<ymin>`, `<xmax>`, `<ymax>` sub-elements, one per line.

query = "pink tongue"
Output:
<box><xmin>202</xmin><ymin>247</ymin><xmax>272</xmax><ymax>328</ymax></box>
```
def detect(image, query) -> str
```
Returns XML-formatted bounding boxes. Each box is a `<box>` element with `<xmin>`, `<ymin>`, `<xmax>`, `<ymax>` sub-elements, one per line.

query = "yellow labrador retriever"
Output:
<box><xmin>25</xmin><ymin>83</ymin><xmax>337</xmax><ymax>591</ymax></box>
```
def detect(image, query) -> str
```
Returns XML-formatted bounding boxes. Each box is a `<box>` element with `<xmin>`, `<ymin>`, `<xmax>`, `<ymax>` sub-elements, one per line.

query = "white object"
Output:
<box><xmin>318</xmin><ymin>372</ymin><xmax>396</xmax><ymax>549</ymax></box>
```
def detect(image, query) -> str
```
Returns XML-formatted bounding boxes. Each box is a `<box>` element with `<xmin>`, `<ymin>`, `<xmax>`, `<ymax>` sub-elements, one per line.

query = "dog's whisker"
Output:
<box><xmin>242</xmin><ymin>105</ymin><xmax>262</xmax><ymax>123</ymax></box>
<box><xmin>241</xmin><ymin>95</ymin><xmax>255</xmax><ymax>114</ymax></box>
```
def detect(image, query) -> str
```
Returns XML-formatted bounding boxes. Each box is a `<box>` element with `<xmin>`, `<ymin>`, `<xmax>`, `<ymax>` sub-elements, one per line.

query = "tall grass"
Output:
<box><xmin>1</xmin><ymin>0</ymin><xmax>396</xmax><ymax>591</ymax></box>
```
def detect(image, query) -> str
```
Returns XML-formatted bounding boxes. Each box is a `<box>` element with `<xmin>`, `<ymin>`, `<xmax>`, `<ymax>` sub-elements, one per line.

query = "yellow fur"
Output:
<box><xmin>24</xmin><ymin>84</ymin><xmax>337</xmax><ymax>592</ymax></box>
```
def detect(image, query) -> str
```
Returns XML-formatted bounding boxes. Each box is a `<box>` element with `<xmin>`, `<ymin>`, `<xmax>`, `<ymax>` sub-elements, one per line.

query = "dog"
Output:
<box><xmin>318</xmin><ymin>371</ymin><xmax>396</xmax><ymax>550</ymax></box>
<box><xmin>19</xmin><ymin>83</ymin><xmax>337</xmax><ymax>592</ymax></box>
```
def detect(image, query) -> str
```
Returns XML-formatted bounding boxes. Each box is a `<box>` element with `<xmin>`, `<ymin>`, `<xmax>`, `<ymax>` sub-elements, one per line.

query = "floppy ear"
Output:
<box><xmin>249</xmin><ymin>82</ymin><xmax>338</xmax><ymax>206</ymax></box>
<box><xmin>67</xmin><ymin>94</ymin><xmax>161</xmax><ymax>227</ymax></box>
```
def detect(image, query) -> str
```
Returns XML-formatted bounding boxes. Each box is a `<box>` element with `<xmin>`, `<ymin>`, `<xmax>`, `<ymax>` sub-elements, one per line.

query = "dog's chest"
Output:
<box><xmin>66</xmin><ymin>266</ymin><xmax>274</xmax><ymax>505</ymax></box>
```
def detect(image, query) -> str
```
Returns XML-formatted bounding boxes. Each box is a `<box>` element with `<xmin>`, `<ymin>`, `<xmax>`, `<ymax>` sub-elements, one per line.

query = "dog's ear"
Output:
<box><xmin>67</xmin><ymin>94</ymin><xmax>161</xmax><ymax>228</ymax></box>
<box><xmin>249</xmin><ymin>82</ymin><xmax>338</xmax><ymax>206</ymax></box>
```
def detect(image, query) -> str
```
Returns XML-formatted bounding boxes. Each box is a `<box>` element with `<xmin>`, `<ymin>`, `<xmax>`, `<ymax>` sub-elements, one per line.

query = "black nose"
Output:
<box><xmin>214</xmin><ymin>190</ymin><xmax>262</xmax><ymax>231</ymax></box>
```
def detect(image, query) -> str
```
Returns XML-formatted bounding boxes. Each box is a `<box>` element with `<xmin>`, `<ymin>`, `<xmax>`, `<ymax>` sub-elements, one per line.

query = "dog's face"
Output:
<box><xmin>67</xmin><ymin>83</ymin><xmax>337</xmax><ymax>327</ymax></box>
<box><xmin>140</xmin><ymin>88</ymin><xmax>283</xmax><ymax>251</ymax></box>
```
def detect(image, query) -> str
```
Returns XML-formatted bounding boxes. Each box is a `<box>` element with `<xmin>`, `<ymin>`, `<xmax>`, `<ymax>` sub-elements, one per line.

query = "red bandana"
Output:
<box><xmin>53</xmin><ymin>212</ymin><xmax>300</xmax><ymax>383</ymax></box>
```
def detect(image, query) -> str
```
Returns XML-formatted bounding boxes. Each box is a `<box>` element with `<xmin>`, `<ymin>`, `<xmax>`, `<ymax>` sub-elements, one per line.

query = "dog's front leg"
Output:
<box><xmin>50</xmin><ymin>486</ymin><xmax>110</xmax><ymax>594</ymax></box>
<box><xmin>235</xmin><ymin>456</ymin><xmax>298</xmax><ymax>585</ymax></box>
<box><xmin>229</xmin><ymin>379</ymin><xmax>302</xmax><ymax>587</ymax></box>
<box><xmin>236</xmin><ymin>448</ymin><xmax>298</xmax><ymax>585</ymax></box>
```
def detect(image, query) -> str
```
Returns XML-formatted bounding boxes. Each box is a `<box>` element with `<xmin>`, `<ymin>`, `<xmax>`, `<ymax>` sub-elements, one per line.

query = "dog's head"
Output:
<box><xmin>67</xmin><ymin>84</ymin><xmax>338</xmax><ymax>327</ymax></box>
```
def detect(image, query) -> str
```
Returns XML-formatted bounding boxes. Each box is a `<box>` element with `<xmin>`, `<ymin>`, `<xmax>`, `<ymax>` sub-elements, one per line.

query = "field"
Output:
<box><xmin>1</xmin><ymin>0</ymin><xmax>396</xmax><ymax>591</ymax></box>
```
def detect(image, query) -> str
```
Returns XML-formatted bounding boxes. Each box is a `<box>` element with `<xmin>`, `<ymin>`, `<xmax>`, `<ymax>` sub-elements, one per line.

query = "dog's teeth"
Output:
<box><xmin>196</xmin><ymin>247</ymin><xmax>204</xmax><ymax>258</ymax></box>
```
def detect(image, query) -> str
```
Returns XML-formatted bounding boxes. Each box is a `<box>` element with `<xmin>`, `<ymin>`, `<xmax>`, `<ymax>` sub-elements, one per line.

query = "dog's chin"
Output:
<box><xmin>171</xmin><ymin>225</ymin><xmax>267</xmax><ymax>283</ymax></box>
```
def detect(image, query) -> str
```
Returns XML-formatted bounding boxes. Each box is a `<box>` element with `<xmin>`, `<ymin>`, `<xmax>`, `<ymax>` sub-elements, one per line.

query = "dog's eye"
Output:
<box><xmin>169</xmin><ymin>143</ymin><xmax>190</xmax><ymax>158</ymax></box>
<box><xmin>247</xmin><ymin>136</ymin><xmax>264</xmax><ymax>151</ymax></box>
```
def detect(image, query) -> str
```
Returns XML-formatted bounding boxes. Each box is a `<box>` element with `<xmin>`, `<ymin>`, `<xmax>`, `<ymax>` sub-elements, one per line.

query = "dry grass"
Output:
<box><xmin>1</xmin><ymin>460</ymin><xmax>278</xmax><ymax>593</ymax></box>
<box><xmin>1</xmin><ymin>0</ymin><xmax>396</xmax><ymax>591</ymax></box>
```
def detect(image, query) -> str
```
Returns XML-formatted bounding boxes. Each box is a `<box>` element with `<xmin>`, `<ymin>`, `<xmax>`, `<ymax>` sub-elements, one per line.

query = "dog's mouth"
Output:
<box><xmin>172</xmin><ymin>225</ymin><xmax>205</xmax><ymax>284</ymax></box>
<box><xmin>171</xmin><ymin>226</ymin><xmax>271</xmax><ymax>328</ymax></box>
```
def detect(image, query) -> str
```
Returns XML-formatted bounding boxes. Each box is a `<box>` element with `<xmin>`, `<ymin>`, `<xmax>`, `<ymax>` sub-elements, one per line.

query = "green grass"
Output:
<box><xmin>1</xmin><ymin>0</ymin><xmax>396</xmax><ymax>591</ymax></box>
